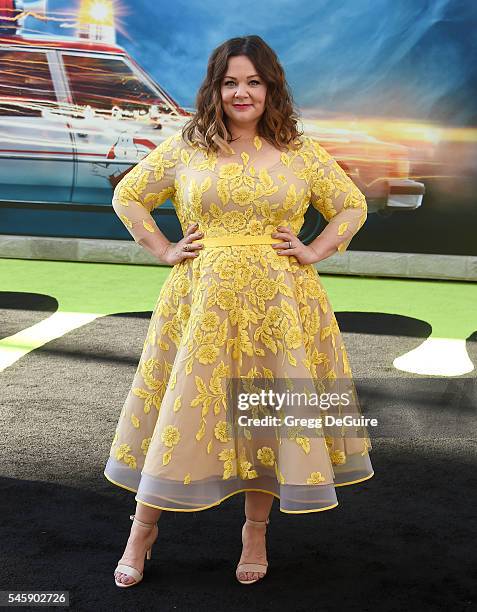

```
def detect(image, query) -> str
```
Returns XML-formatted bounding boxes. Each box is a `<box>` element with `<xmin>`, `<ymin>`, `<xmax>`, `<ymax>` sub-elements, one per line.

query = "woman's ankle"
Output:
<box><xmin>134</xmin><ymin>504</ymin><xmax>162</xmax><ymax>525</ymax></box>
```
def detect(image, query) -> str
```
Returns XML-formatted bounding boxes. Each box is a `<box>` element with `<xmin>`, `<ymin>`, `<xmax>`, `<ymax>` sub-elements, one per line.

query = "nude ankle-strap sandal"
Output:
<box><xmin>114</xmin><ymin>514</ymin><xmax>158</xmax><ymax>588</ymax></box>
<box><xmin>236</xmin><ymin>517</ymin><xmax>270</xmax><ymax>585</ymax></box>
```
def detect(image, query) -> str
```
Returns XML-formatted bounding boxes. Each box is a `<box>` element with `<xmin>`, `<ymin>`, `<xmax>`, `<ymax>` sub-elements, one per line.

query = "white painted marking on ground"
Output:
<box><xmin>393</xmin><ymin>337</ymin><xmax>474</xmax><ymax>376</ymax></box>
<box><xmin>0</xmin><ymin>312</ymin><xmax>102</xmax><ymax>371</ymax></box>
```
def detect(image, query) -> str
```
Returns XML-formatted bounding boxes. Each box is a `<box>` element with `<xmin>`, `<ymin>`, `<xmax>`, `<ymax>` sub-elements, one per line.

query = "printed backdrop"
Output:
<box><xmin>9</xmin><ymin>0</ymin><xmax>477</xmax><ymax>254</ymax></box>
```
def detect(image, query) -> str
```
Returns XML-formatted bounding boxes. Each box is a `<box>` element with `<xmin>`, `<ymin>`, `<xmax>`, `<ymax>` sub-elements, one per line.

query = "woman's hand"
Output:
<box><xmin>159</xmin><ymin>223</ymin><xmax>204</xmax><ymax>265</ymax></box>
<box><xmin>271</xmin><ymin>226</ymin><xmax>321</xmax><ymax>265</ymax></box>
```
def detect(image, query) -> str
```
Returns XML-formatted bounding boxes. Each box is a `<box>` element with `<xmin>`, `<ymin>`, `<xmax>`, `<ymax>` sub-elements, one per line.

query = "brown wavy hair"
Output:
<box><xmin>182</xmin><ymin>35</ymin><xmax>303</xmax><ymax>154</ymax></box>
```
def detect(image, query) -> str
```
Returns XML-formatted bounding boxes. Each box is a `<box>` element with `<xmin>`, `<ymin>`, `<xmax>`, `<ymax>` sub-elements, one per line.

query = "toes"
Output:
<box><xmin>237</xmin><ymin>569</ymin><xmax>265</xmax><ymax>582</ymax></box>
<box><xmin>115</xmin><ymin>572</ymin><xmax>133</xmax><ymax>585</ymax></box>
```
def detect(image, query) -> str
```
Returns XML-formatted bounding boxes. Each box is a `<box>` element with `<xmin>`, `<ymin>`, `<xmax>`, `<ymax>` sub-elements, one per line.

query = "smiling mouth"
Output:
<box><xmin>233</xmin><ymin>104</ymin><xmax>252</xmax><ymax>107</ymax></box>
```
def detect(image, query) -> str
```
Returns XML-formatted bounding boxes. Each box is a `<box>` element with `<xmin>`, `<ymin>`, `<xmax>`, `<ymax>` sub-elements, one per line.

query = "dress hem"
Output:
<box><xmin>103</xmin><ymin>469</ymin><xmax>374</xmax><ymax>515</ymax></box>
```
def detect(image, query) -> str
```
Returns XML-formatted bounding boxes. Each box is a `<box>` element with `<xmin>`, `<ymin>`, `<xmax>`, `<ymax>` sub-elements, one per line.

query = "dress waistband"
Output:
<box><xmin>201</xmin><ymin>233</ymin><xmax>282</xmax><ymax>247</ymax></box>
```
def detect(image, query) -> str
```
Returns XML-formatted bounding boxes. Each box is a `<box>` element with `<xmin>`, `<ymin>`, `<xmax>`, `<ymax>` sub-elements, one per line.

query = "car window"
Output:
<box><xmin>61</xmin><ymin>54</ymin><xmax>172</xmax><ymax>118</ymax></box>
<box><xmin>0</xmin><ymin>49</ymin><xmax>57</xmax><ymax>117</ymax></box>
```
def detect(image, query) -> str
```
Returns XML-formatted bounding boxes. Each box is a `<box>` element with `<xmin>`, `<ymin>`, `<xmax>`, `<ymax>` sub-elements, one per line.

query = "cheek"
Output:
<box><xmin>256</xmin><ymin>89</ymin><xmax>267</xmax><ymax>105</ymax></box>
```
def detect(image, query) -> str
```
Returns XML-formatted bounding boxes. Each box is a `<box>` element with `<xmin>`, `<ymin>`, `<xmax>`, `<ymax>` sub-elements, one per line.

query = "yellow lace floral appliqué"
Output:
<box><xmin>257</xmin><ymin>446</ymin><xmax>275</xmax><ymax>466</ymax></box>
<box><xmin>253</xmin><ymin>135</ymin><xmax>262</xmax><ymax>151</ymax></box>
<box><xmin>161</xmin><ymin>425</ymin><xmax>180</xmax><ymax>465</ymax></box>
<box><xmin>219</xmin><ymin>448</ymin><xmax>236</xmax><ymax>480</ymax></box>
<box><xmin>306</xmin><ymin>471</ymin><xmax>326</xmax><ymax>484</ymax></box>
<box><xmin>214</xmin><ymin>420</ymin><xmax>232</xmax><ymax>442</ymax></box>
<box><xmin>132</xmin><ymin>357</ymin><xmax>167</xmax><ymax>415</ymax></box>
<box><xmin>141</xmin><ymin>437</ymin><xmax>151</xmax><ymax>456</ymax></box>
<box><xmin>115</xmin><ymin>443</ymin><xmax>137</xmax><ymax>470</ymax></box>
<box><xmin>239</xmin><ymin>447</ymin><xmax>258</xmax><ymax>480</ymax></box>
<box><xmin>191</xmin><ymin>362</ymin><xmax>230</xmax><ymax>444</ymax></box>
<box><xmin>329</xmin><ymin>449</ymin><xmax>346</xmax><ymax>465</ymax></box>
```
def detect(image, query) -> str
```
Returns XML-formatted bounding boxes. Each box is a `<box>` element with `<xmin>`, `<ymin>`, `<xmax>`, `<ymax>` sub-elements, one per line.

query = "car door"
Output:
<box><xmin>59</xmin><ymin>51</ymin><xmax>185</xmax><ymax>206</ymax></box>
<box><xmin>0</xmin><ymin>46</ymin><xmax>74</xmax><ymax>203</ymax></box>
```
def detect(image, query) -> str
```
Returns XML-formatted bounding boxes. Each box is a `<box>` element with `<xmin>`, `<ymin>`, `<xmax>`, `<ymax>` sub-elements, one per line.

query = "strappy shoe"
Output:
<box><xmin>236</xmin><ymin>517</ymin><xmax>270</xmax><ymax>585</ymax></box>
<box><xmin>114</xmin><ymin>514</ymin><xmax>158</xmax><ymax>588</ymax></box>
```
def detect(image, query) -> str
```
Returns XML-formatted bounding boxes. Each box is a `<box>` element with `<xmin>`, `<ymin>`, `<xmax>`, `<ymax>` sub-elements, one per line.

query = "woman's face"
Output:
<box><xmin>220</xmin><ymin>55</ymin><xmax>267</xmax><ymax>131</ymax></box>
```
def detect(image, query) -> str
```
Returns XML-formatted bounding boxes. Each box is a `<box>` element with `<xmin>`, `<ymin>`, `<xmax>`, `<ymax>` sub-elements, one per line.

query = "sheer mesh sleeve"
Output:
<box><xmin>308</xmin><ymin>138</ymin><xmax>367</xmax><ymax>254</ymax></box>
<box><xmin>112</xmin><ymin>131</ymin><xmax>181</xmax><ymax>246</ymax></box>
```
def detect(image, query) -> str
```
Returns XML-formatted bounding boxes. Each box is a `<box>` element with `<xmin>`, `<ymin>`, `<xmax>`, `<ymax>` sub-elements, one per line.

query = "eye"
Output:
<box><xmin>223</xmin><ymin>79</ymin><xmax>261</xmax><ymax>86</ymax></box>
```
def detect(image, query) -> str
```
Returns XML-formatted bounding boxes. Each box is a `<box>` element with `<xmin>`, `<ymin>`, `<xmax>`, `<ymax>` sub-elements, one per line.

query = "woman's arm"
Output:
<box><xmin>307</xmin><ymin>138</ymin><xmax>367</xmax><ymax>260</ymax></box>
<box><xmin>112</xmin><ymin>131</ymin><xmax>181</xmax><ymax>260</ymax></box>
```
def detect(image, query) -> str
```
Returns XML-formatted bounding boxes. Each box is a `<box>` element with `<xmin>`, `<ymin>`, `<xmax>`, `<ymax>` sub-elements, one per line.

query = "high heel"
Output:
<box><xmin>236</xmin><ymin>517</ymin><xmax>270</xmax><ymax>585</ymax></box>
<box><xmin>114</xmin><ymin>514</ymin><xmax>158</xmax><ymax>588</ymax></box>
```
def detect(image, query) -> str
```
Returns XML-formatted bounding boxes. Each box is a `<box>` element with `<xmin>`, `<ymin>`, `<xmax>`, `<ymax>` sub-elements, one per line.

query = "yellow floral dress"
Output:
<box><xmin>103</xmin><ymin>128</ymin><xmax>374</xmax><ymax>513</ymax></box>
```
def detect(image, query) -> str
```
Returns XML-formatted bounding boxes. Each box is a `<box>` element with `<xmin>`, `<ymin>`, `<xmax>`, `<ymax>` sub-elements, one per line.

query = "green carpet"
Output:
<box><xmin>1</xmin><ymin>258</ymin><xmax>475</xmax><ymax>340</ymax></box>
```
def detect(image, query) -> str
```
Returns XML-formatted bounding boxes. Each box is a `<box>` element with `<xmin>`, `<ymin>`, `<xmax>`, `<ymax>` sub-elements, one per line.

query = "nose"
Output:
<box><xmin>234</xmin><ymin>84</ymin><xmax>250</xmax><ymax>99</ymax></box>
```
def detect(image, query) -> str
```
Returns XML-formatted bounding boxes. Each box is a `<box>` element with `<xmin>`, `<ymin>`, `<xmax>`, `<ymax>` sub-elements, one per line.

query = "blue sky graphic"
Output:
<box><xmin>28</xmin><ymin>0</ymin><xmax>477</xmax><ymax>125</ymax></box>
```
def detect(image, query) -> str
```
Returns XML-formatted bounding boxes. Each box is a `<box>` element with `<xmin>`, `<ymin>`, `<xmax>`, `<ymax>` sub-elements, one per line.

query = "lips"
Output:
<box><xmin>233</xmin><ymin>104</ymin><xmax>252</xmax><ymax>108</ymax></box>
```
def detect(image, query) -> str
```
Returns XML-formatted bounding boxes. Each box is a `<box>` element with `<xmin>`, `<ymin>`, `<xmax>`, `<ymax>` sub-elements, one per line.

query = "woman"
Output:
<box><xmin>105</xmin><ymin>34</ymin><xmax>374</xmax><ymax>588</ymax></box>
